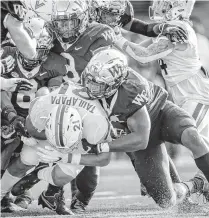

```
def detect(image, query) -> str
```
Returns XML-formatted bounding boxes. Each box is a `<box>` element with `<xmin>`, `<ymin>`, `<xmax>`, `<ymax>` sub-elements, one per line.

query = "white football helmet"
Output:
<box><xmin>82</xmin><ymin>48</ymin><xmax>128</xmax><ymax>99</ymax></box>
<box><xmin>18</xmin><ymin>17</ymin><xmax>54</xmax><ymax>71</ymax></box>
<box><xmin>45</xmin><ymin>105</ymin><xmax>83</xmax><ymax>153</ymax></box>
<box><xmin>51</xmin><ymin>0</ymin><xmax>89</xmax><ymax>44</ymax></box>
<box><xmin>92</xmin><ymin>0</ymin><xmax>126</xmax><ymax>27</ymax></box>
<box><xmin>149</xmin><ymin>0</ymin><xmax>195</xmax><ymax>21</ymax></box>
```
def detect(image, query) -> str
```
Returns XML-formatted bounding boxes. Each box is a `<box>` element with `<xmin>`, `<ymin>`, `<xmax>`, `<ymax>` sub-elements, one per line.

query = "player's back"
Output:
<box><xmin>109</xmin><ymin>68</ymin><xmax>168</xmax><ymax>129</ymax></box>
<box><xmin>161</xmin><ymin>20</ymin><xmax>209</xmax><ymax>106</ymax></box>
<box><xmin>29</xmin><ymin>81</ymin><xmax>109</xmax><ymax>145</ymax></box>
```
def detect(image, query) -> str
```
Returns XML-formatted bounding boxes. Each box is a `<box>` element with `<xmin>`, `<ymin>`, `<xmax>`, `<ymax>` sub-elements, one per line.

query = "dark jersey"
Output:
<box><xmin>107</xmin><ymin>69</ymin><xmax>168</xmax><ymax>138</ymax></box>
<box><xmin>51</xmin><ymin>22</ymin><xmax>116</xmax><ymax>81</ymax></box>
<box><xmin>1</xmin><ymin>46</ymin><xmax>67</xmax><ymax>117</ymax></box>
<box><xmin>1</xmin><ymin>1</ymin><xmax>27</xmax><ymax>42</ymax></box>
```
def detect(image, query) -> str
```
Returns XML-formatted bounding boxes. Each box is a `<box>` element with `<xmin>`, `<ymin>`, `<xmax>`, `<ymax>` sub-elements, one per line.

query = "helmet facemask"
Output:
<box><xmin>52</xmin><ymin>3</ymin><xmax>89</xmax><ymax>44</ymax></box>
<box><xmin>149</xmin><ymin>0</ymin><xmax>195</xmax><ymax>21</ymax></box>
<box><xmin>94</xmin><ymin>0</ymin><xmax>126</xmax><ymax>27</ymax></box>
<box><xmin>82</xmin><ymin>60</ymin><xmax>128</xmax><ymax>99</ymax></box>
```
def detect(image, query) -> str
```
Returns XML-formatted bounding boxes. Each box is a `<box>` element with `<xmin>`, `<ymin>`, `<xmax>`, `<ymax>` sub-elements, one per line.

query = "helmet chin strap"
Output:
<box><xmin>101</xmin><ymin>90</ymin><xmax>118</xmax><ymax>116</ymax></box>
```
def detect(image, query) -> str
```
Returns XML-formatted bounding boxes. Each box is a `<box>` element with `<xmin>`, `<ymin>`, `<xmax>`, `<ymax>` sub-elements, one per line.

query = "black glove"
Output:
<box><xmin>10</xmin><ymin>116</ymin><xmax>28</xmax><ymax>137</ymax></box>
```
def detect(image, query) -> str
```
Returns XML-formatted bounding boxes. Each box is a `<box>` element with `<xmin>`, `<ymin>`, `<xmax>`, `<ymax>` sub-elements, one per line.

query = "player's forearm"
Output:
<box><xmin>129</xmin><ymin>19</ymin><xmax>159</xmax><ymax>37</ymax></box>
<box><xmin>67</xmin><ymin>153</ymin><xmax>111</xmax><ymax>167</ymax></box>
<box><xmin>114</xmin><ymin>37</ymin><xmax>173</xmax><ymax>64</ymax></box>
<box><xmin>6</xmin><ymin>15</ymin><xmax>36</xmax><ymax>59</ymax></box>
<box><xmin>108</xmin><ymin>132</ymin><xmax>148</xmax><ymax>152</ymax></box>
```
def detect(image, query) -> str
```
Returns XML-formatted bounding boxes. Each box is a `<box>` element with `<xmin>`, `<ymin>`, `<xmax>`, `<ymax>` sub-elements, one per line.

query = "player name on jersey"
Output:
<box><xmin>51</xmin><ymin>96</ymin><xmax>96</xmax><ymax>114</ymax></box>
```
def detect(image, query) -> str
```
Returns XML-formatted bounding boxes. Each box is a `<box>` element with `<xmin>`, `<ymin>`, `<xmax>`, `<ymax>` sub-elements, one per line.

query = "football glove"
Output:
<box><xmin>160</xmin><ymin>23</ymin><xmax>188</xmax><ymax>44</ymax></box>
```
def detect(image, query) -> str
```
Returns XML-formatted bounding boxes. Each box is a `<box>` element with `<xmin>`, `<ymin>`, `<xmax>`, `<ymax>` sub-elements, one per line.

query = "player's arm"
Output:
<box><xmin>5</xmin><ymin>14</ymin><xmax>36</xmax><ymax>59</ymax></box>
<box><xmin>114</xmin><ymin>36</ymin><xmax>174</xmax><ymax>63</ymax></box>
<box><xmin>107</xmin><ymin>106</ymin><xmax>151</xmax><ymax>152</ymax></box>
<box><xmin>3</xmin><ymin>13</ymin><xmax>36</xmax><ymax>58</ymax></box>
<box><xmin>121</xmin><ymin>0</ymin><xmax>187</xmax><ymax>41</ymax></box>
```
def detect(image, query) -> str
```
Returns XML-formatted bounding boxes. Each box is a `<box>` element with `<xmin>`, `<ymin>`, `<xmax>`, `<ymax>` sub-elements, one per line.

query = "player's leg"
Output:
<box><xmin>71</xmin><ymin>166</ymin><xmax>100</xmax><ymax>213</ymax></box>
<box><xmin>38</xmin><ymin>163</ymin><xmax>84</xmax><ymax>215</ymax></box>
<box><xmin>134</xmin><ymin>142</ymin><xmax>182</xmax><ymax>208</ymax></box>
<box><xmin>161</xmin><ymin>101</ymin><xmax>209</xmax><ymax>193</ymax></box>
<box><xmin>1</xmin><ymin>144</ymin><xmax>38</xmax><ymax>200</ymax></box>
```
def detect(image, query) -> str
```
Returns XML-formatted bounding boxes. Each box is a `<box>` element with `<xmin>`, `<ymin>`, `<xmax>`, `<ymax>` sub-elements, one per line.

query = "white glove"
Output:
<box><xmin>1</xmin><ymin>77</ymin><xmax>33</xmax><ymax>92</ymax></box>
<box><xmin>21</xmin><ymin>136</ymin><xmax>38</xmax><ymax>146</ymax></box>
<box><xmin>36</xmin><ymin>145</ymin><xmax>68</xmax><ymax>163</ymax></box>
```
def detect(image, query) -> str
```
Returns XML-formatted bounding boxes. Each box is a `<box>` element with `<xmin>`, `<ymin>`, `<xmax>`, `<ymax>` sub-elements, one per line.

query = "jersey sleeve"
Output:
<box><xmin>1</xmin><ymin>1</ymin><xmax>27</xmax><ymax>21</ymax></box>
<box><xmin>88</xmin><ymin>25</ymin><xmax>116</xmax><ymax>55</ymax></box>
<box><xmin>82</xmin><ymin>113</ymin><xmax>110</xmax><ymax>144</ymax></box>
<box><xmin>29</xmin><ymin>96</ymin><xmax>52</xmax><ymax>131</ymax></box>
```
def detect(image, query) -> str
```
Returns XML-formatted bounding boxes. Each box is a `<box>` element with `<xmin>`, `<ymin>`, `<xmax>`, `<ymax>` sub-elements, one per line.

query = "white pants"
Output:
<box><xmin>20</xmin><ymin>140</ymin><xmax>84</xmax><ymax>178</ymax></box>
<box><xmin>182</xmin><ymin>100</ymin><xmax>209</xmax><ymax>142</ymax></box>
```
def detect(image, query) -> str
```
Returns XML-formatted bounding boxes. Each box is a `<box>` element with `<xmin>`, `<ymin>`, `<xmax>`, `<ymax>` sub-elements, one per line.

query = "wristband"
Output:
<box><xmin>71</xmin><ymin>153</ymin><xmax>81</xmax><ymax>165</ymax></box>
<box><xmin>100</xmin><ymin>142</ymin><xmax>110</xmax><ymax>153</ymax></box>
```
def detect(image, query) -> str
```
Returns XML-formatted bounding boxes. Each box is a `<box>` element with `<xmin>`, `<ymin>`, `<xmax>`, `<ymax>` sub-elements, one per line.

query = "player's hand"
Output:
<box><xmin>10</xmin><ymin>116</ymin><xmax>28</xmax><ymax>137</ymax></box>
<box><xmin>160</xmin><ymin>23</ymin><xmax>188</xmax><ymax>44</ymax></box>
<box><xmin>1</xmin><ymin>78</ymin><xmax>33</xmax><ymax>92</ymax></box>
<box><xmin>36</xmin><ymin>145</ymin><xmax>67</xmax><ymax>163</ymax></box>
<box><xmin>1</xmin><ymin>55</ymin><xmax>15</xmax><ymax>74</ymax></box>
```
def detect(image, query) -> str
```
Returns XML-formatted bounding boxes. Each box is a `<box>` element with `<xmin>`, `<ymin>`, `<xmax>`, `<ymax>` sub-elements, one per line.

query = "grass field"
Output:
<box><xmin>1</xmin><ymin>151</ymin><xmax>209</xmax><ymax>218</ymax></box>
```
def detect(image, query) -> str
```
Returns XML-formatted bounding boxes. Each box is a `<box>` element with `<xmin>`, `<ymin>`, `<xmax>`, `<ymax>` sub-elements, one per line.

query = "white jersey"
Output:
<box><xmin>29</xmin><ymin>82</ymin><xmax>109</xmax><ymax>149</ymax></box>
<box><xmin>160</xmin><ymin>20</ymin><xmax>209</xmax><ymax>107</ymax></box>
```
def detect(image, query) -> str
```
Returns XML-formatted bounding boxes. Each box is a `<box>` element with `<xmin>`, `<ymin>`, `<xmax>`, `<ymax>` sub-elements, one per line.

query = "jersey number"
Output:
<box><xmin>61</xmin><ymin>53</ymin><xmax>80</xmax><ymax>83</ymax></box>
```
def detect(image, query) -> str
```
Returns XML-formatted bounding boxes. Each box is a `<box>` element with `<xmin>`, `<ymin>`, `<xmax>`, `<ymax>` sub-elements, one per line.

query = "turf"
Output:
<box><xmin>1</xmin><ymin>152</ymin><xmax>209</xmax><ymax>218</ymax></box>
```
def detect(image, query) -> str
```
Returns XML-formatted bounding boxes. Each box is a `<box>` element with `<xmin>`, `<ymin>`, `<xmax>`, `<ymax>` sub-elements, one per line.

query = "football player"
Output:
<box><xmin>1</xmin><ymin>0</ymin><xmax>37</xmax><ymax>92</ymax></box>
<box><xmin>1</xmin><ymin>1</ymin><xmax>36</xmax><ymax>59</ymax></box>
<box><xmin>11</xmin><ymin>0</ymin><xmax>117</xmax><ymax>214</ymax></box>
<box><xmin>19</xmin><ymin>48</ymin><xmax>209</xmax><ymax>210</ymax></box>
<box><xmin>79</xmin><ymin>48</ymin><xmax>209</xmax><ymax>208</ymax></box>
<box><xmin>1</xmin><ymin>81</ymin><xmax>111</xmax><ymax>215</ymax></box>
<box><xmin>113</xmin><ymin>0</ymin><xmax>209</xmax><ymax>196</ymax></box>
<box><xmin>91</xmin><ymin>0</ymin><xmax>188</xmax><ymax>43</ymax></box>
<box><xmin>1</xmin><ymin>17</ymin><xmax>68</xmax><ymax>212</ymax></box>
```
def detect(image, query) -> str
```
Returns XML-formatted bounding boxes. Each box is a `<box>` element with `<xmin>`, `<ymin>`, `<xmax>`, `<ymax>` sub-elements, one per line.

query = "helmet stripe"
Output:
<box><xmin>55</xmin><ymin>105</ymin><xmax>62</xmax><ymax>148</ymax></box>
<box><xmin>59</xmin><ymin>105</ymin><xmax>66</xmax><ymax>148</ymax></box>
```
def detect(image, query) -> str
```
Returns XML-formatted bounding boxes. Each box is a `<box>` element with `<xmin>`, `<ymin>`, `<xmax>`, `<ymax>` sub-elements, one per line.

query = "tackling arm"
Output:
<box><xmin>107</xmin><ymin>106</ymin><xmax>151</xmax><ymax>152</ymax></box>
<box><xmin>114</xmin><ymin>36</ymin><xmax>174</xmax><ymax>64</ymax></box>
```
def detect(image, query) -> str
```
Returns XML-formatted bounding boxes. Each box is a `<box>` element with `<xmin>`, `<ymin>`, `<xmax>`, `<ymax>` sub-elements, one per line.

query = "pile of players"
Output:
<box><xmin>1</xmin><ymin>0</ymin><xmax>209</xmax><ymax>215</ymax></box>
